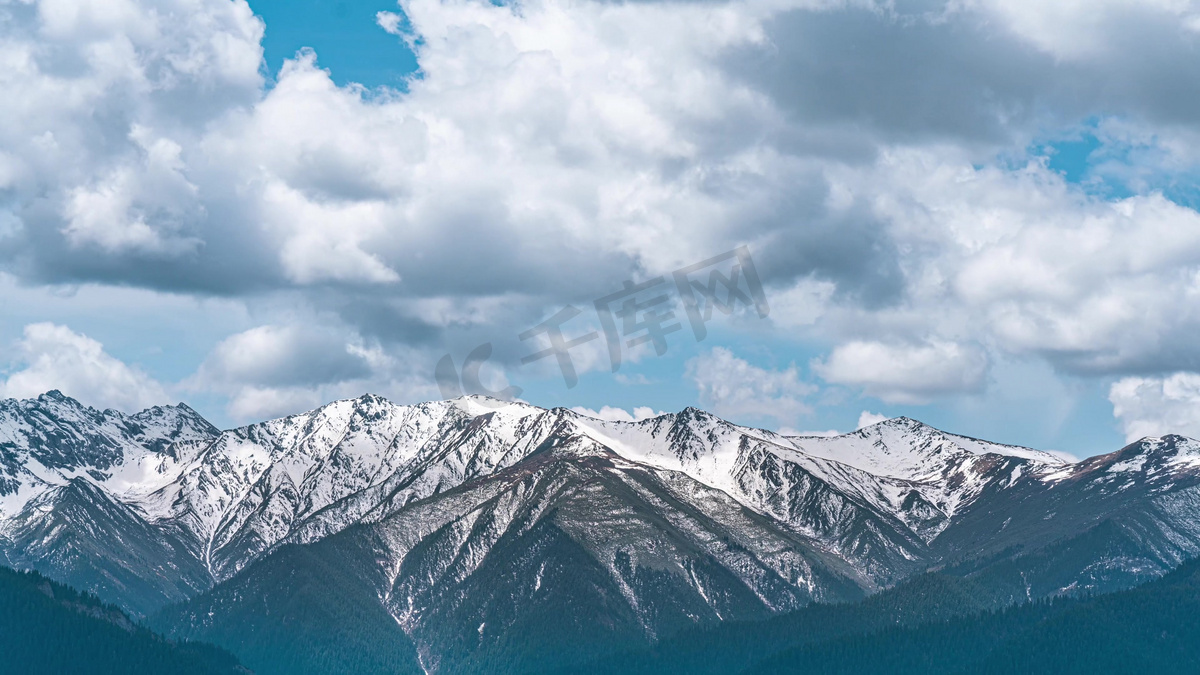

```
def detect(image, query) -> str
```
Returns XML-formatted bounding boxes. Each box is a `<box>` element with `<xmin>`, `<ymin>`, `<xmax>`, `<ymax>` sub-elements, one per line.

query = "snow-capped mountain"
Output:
<box><xmin>0</xmin><ymin>391</ymin><xmax>218</xmax><ymax>514</ymax></box>
<box><xmin>3</xmin><ymin>390</ymin><xmax>1200</xmax><ymax>670</ymax></box>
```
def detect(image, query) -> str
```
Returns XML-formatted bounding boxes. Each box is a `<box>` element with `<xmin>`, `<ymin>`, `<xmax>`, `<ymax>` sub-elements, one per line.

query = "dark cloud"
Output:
<box><xmin>726</xmin><ymin>7</ymin><xmax>1051</xmax><ymax>148</ymax></box>
<box><xmin>727</xmin><ymin>4</ymin><xmax>1200</xmax><ymax>151</ymax></box>
<box><xmin>758</xmin><ymin>206</ymin><xmax>905</xmax><ymax>309</ymax></box>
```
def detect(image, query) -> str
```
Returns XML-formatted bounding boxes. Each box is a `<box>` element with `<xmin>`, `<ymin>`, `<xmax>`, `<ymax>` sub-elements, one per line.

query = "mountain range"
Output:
<box><xmin>3</xmin><ymin>390</ymin><xmax>1200</xmax><ymax>673</ymax></box>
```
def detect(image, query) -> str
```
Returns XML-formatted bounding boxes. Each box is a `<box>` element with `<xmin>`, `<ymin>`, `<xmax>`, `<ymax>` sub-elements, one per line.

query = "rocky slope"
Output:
<box><xmin>3</xmin><ymin>391</ymin><xmax>1200</xmax><ymax>670</ymax></box>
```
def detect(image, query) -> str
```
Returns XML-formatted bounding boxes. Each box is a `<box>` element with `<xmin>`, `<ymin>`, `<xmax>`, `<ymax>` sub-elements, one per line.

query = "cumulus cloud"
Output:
<box><xmin>1</xmin><ymin>0</ymin><xmax>1200</xmax><ymax>442</ymax></box>
<box><xmin>224</xmin><ymin>386</ymin><xmax>327</xmax><ymax>423</ymax></box>
<box><xmin>4</xmin><ymin>0</ymin><xmax>1199</xmax><ymax>326</ymax></box>
<box><xmin>687</xmin><ymin>347</ymin><xmax>816</xmax><ymax>425</ymax></box>
<box><xmin>189</xmin><ymin>323</ymin><xmax>439</xmax><ymax>421</ymax></box>
<box><xmin>12</xmin><ymin>0</ymin><xmax>1190</xmax><ymax>308</ymax></box>
<box><xmin>1109</xmin><ymin>373</ymin><xmax>1200</xmax><ymax>442</ymax></box>
<box><xmin>570</xmin><ymin>405</ymin><xmax>664</xmax><ymax>422</ymax></box>
<box><xmin>799</xmin><ymin>149</ymin><xmax>1200</xmax><ymax>391</ymax></box>
<box><xmin>856</xmin><ymin>410</ymin><xmax>889</xmax><ymax>429</ymax></box>
<box><xmin>2</xmin><ymin>0</ymin><xmax>783</xmax><ymax>306</ymax></box>
<box><xmin>0</xmin><ymin>0</ymin><xmax>264</xmax><ymax>279</ymax></box>
<box><xmin>0</xmin><ymin>323</ymin><xmax>168</xmax><ymax>413</ymax></box>
<box><xmin>813</xmin><ymin>340</ymin><xmax>988</xmax><ymax>404</ymax></box>
<box><xmin>193</xmin><ymin>324</ymin><xmax>375</xmax><ymax>390</ymax></box>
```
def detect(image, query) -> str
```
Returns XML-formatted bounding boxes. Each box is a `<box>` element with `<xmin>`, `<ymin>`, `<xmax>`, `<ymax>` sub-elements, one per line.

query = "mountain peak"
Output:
<box><xmin>34</xmin><ymin>389</ymin><xmax>84</xmax><ymax>409</ymax></box>
<box><xmin>446</xmin><ymin>394</ymin><xmax>538</xmax><ymax>418</ymax></box>
<box><xmin>352</xmin><ymin>392</ymin><xmax>389</xmax><ymax>406</ymax></box>
<box><xmin>1112</xmin><ymin>434</ymin><xmax>1200</xmax><ymax>463</ymax></box>
<box><xmin>677</xmin><ymin>406</ymin><xmax>721</xmax><ymax>422</ymax></box>
<box><xmin>858</xmin><ymin>416</ymin><xmax>923</xmax><ymax>432</ymax></box>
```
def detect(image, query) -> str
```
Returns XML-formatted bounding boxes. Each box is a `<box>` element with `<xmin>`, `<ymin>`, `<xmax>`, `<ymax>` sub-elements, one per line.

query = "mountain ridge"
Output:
<box><xmin>4</xmin><ymin>390</ymin><xmax>1200</xmax><ymax>672</ymax></box>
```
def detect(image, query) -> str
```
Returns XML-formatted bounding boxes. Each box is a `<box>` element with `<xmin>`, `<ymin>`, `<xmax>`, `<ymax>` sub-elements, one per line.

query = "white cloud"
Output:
<box><xmin>857</xmin><ymin>410</ymin><xmax>889</xmax><ymax>429</ymax></box>
<box><xmin>1</xmin><ymin>0</ymin><xmax>1196</xmax><ymax>295</ymax></box>
<box><xmin>813</xmin><ymin>340</ymin><xmax>988</xmax><ymax>404</ymax></box>
<box><xmin>816</xmin><ymin>148</ymin><xmax>1200</xmax><ymax>379</ymax></box>
<box><xmin>777</xmin><ymin>427</ymin><xmax>841</xmax><ymax>437</ymax></box>
<box><xmin>972</xmin><ymin>0</ymin><xmax>1199</xmax><ymax>60</ymax></box>
<box><xmin>1</xmin><ymin>0</ymin><xmax>263</xmax><ymax>260</ymax></box>
<box><xmin>171</xmin><ymin>0</ymin><xmax>784</xmax><ymax>301</ymax></box>
<box><xmin>0</xmin><ymin>323</ymin><xmax>168</xmax><ymax>413</ymax></box>
<box><xmin>62</xmin><ymin>128</ymin><xmax>204</xmax><ymax>255</ymax></box>
<box><xmin>776</xmin><ymin>411</ymin><xmax>887</xmax><ymax>437</ymax></box>
<box><xmin>189</xmin><ymin>323</ymin><xmax>440</xmax><ymax>422</ymax></box>
<box><xmin>766</xmin><ymin>278</ymin><xmax>836</xmax><ymax>330</ymax></box>
<box><xmin>225</xmin><ymin>385</ymin><xmax>326</xmax><ymax>423</ymax></box>
<box><xmin>1109</xmin><ymin>372</ymin><xmax>1200</xmax><ymax>442</ymax></box>
<box><xmin>570</xmin><ymin>405</ymin><xmax>664</xmax><ymax>422</ymax></box>
<box><xmin>687</xmin><ymin>347</ymin><xmax>816</xmax><ymax>426</ymax></box>
<box><xmin>193</xmin><ymin>324</ymin><xmax>375</xmax><ymax>389</ymax></box>
<box><xmin>1</xmin><ymin>0</ymin><xmax>1200</xmax><ymax>443</ymax></box>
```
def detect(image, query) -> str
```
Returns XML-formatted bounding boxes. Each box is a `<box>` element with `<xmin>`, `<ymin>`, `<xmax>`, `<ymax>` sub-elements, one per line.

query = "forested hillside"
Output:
<box><xmin>570</xmin><ymin>555</ymin><xmax>1200</xmax><ymax>675</ymax></box>
<box><xmin>747</xmin><ymin>554</ymin><xmax>1200</xmax><ymax>674</ymax></box>
<box><xmin>0</xmin><ymin>564</ymin><xmax>245</xmax><ymax>675</ymax></box>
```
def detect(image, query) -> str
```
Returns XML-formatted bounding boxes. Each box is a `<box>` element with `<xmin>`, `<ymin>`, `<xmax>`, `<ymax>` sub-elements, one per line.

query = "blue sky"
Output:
<box><xmin>3</xmin><ymin>0</ymin><xmax>1200</xmax><ymax>458</ymax></box>
<box><xmin>253</xmin><ymin>0</ymin><xmax>419</xmax><ymax>89</ymax></box>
